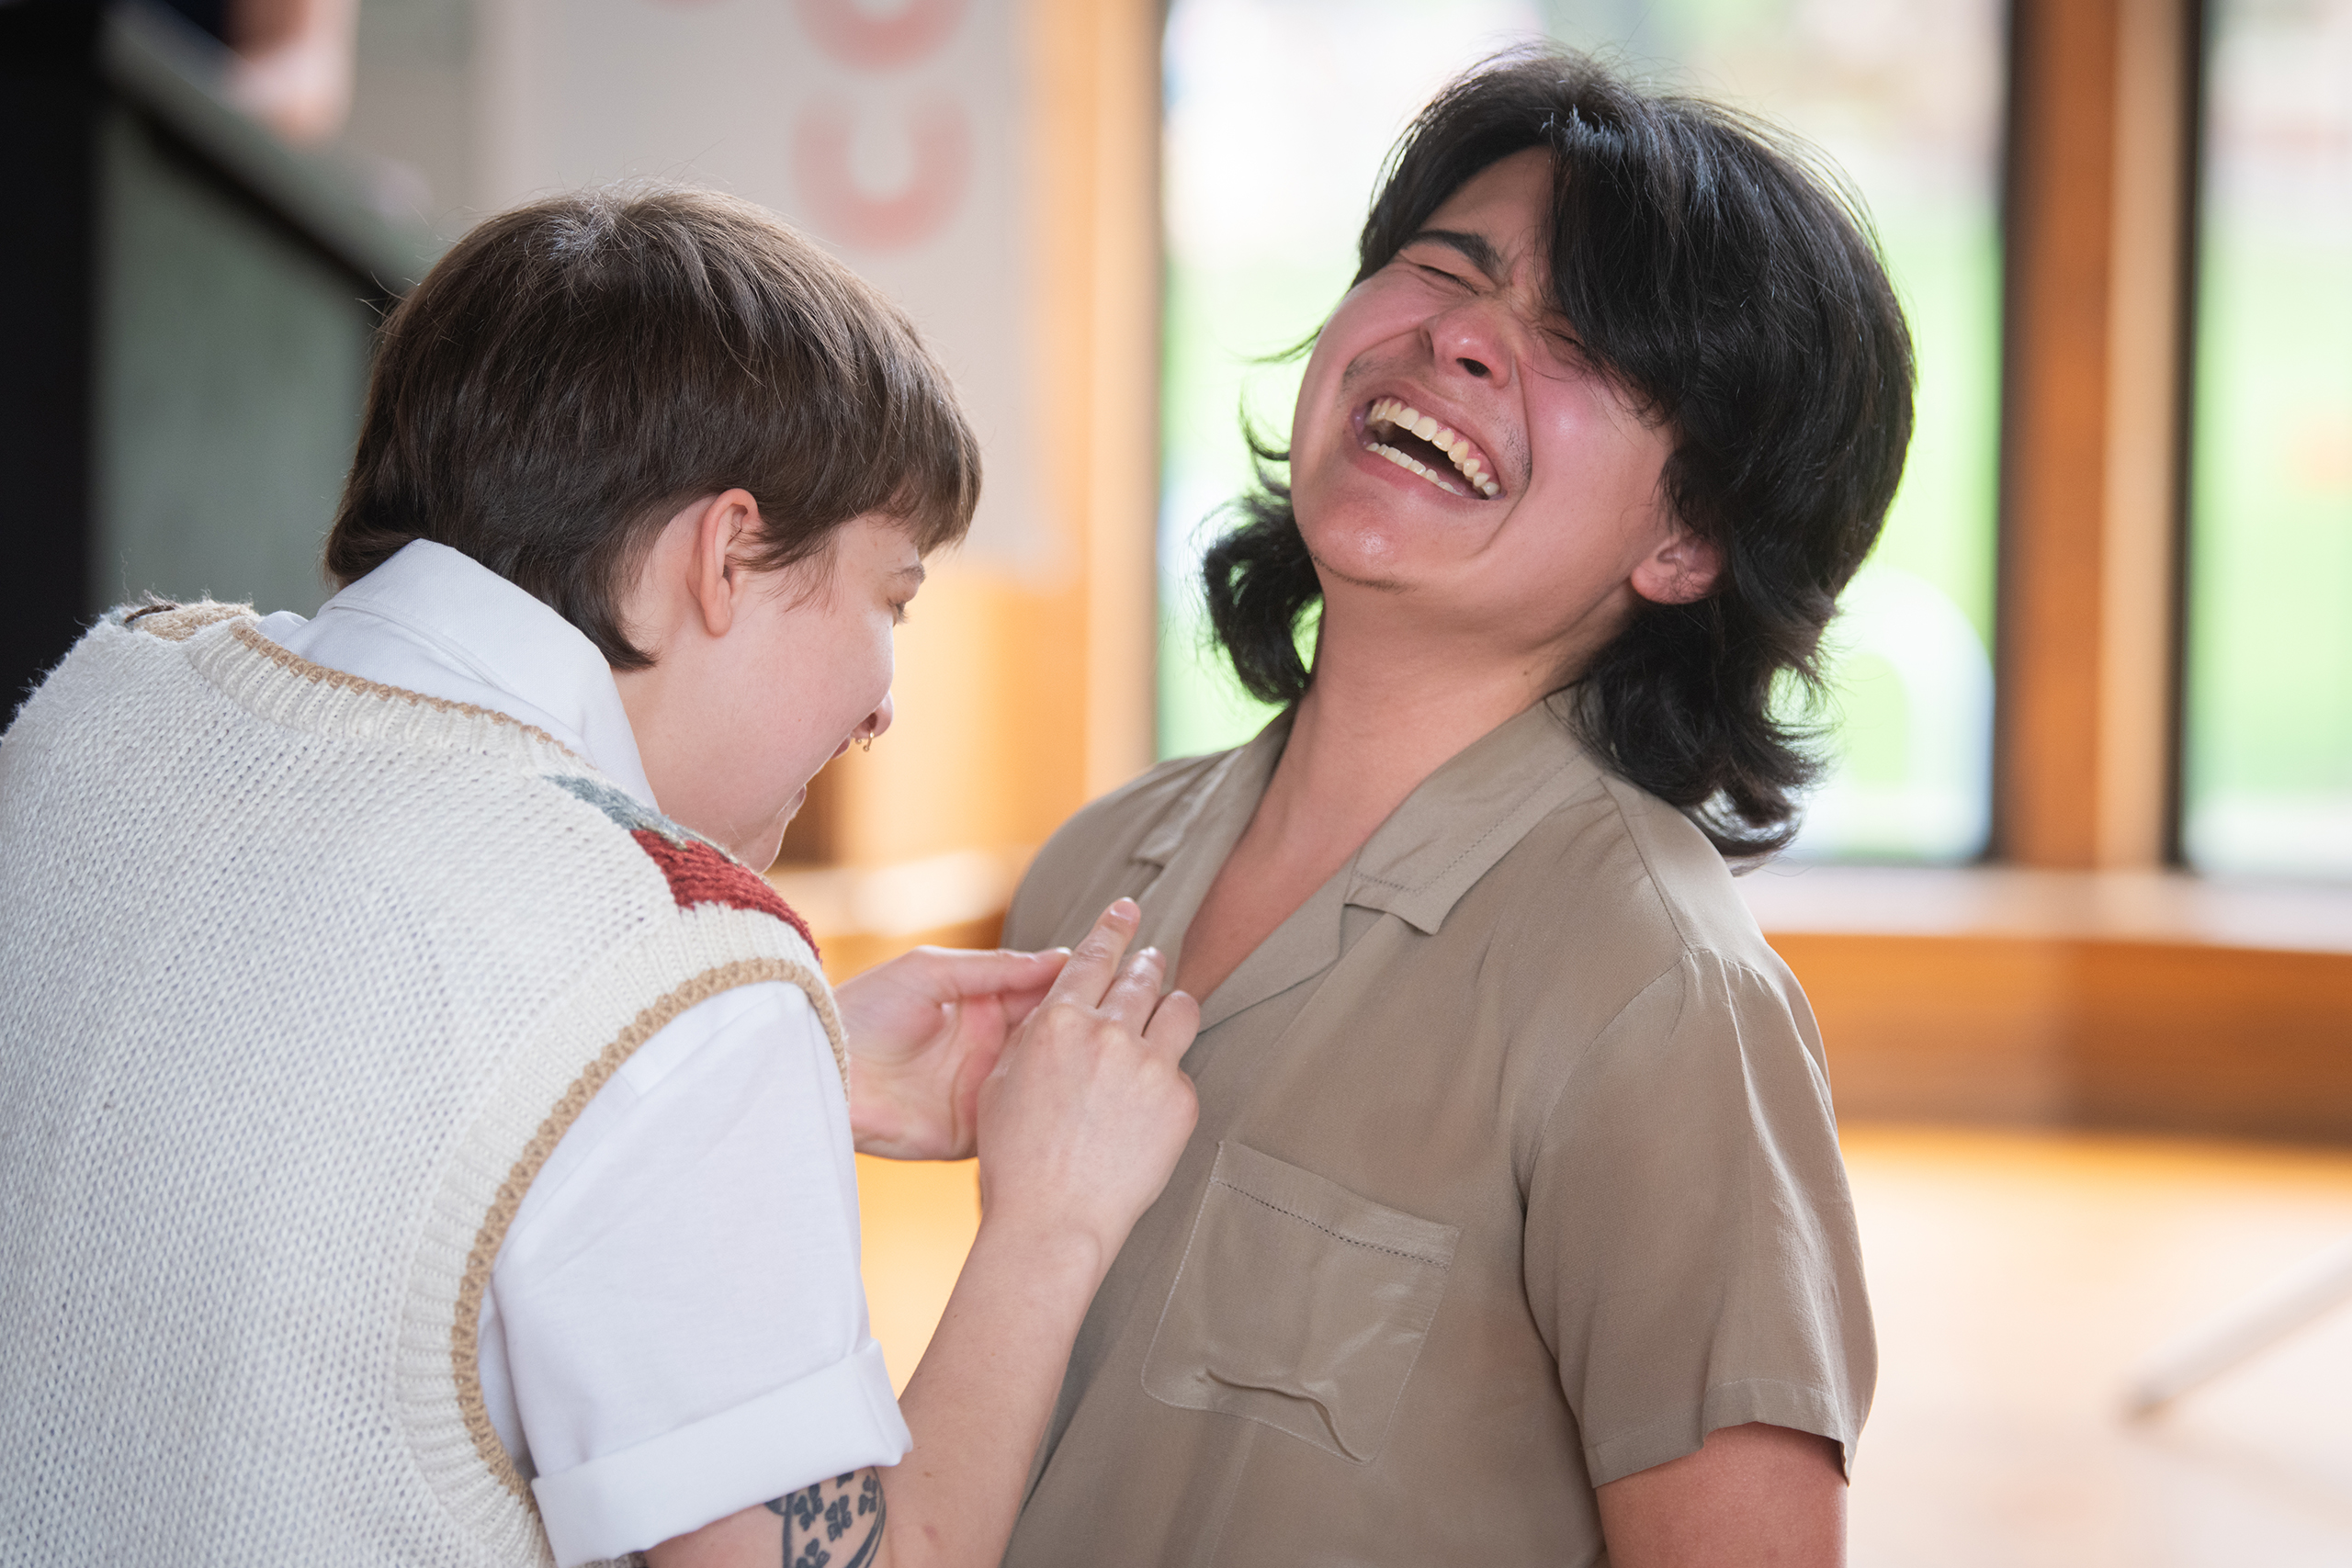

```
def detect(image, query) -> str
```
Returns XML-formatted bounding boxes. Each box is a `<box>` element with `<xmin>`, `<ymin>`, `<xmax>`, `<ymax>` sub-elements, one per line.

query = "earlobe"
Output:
<box><xmin>1631</xmin><ymin>528</ymin><xmax>1724</xmax><ymax>606</ymax></box>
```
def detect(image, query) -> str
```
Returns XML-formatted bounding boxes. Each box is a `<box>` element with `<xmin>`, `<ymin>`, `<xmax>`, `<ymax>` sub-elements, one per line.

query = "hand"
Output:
<box><xmin>975</xmin><ymin>900</ymin><xmax>1201</xmax><ymax>1279</ymax></box>
<box><xmin>838</xmin><ymin>945</ymin><xmax>1070</xmax><ymax>1160</ymax></box>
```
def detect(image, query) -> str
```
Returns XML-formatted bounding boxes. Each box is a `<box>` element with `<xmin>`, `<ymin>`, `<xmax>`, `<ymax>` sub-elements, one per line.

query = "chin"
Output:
<box><xmin>1298</xmin><ymin>476</ymin><xmax>1458</xmax><ymax>583</ymax></box>
<box><xmin>1302</xmin><ymin>517</ymin><xmax>1419</xmax><ymax>593</ymax></box>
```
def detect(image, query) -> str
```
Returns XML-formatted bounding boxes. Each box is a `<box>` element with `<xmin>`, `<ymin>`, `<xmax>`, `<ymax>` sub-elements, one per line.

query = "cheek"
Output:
<box><xmin>862</xmin><ymin>621</ymin><xmax>895</xmax><ymax>704</ymax></box>
<box><xmin>1531</xmin><ymin>389</ymin><xmax>1672</xmax><ymax>518</ymax></box>
<box><xmin>1296</xmin><ymin>284</ymin><xmax>1418</xmax><ymax>425</ymax></box>
<box><xmin>819</xmin><ymin>622</ymin><xmax>895</xmax><ymax>742</ymax></box>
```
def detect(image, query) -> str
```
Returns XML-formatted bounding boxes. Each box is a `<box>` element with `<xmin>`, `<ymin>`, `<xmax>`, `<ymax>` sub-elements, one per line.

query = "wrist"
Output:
<box><xmin>967</xmin><ymin>1208</ymin><xmax>1112</xmax><ymax>1299</ymax></box>
<box><xmin>846</xmin><ymin>1052</ymin><xmax>901</xmax><ymax>1129</ymax></box>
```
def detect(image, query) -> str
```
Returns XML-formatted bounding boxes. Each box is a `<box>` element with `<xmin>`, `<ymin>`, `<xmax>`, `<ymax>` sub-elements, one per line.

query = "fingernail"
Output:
<box><xmin>1137</xmin><ymin>946</ymin><xmax>1161</xmax><ymax>962</ymax></box>
<box><xmin>1110</xmin><ymin>898</ymin><xmax>1139</xmax><ymax>919</ymax></box>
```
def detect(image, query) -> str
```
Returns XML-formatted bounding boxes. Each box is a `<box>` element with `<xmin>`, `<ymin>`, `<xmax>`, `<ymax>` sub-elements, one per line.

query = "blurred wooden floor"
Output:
<box><xmin>1843</xmin><ymin>1125</ymin><xmax>2352</xmax><ymax>1566</ymax></box>
<box><xmin>855</xmin><ymin>1127</ymin><xmax>2352</xmax><ymax>1562</ymax></box>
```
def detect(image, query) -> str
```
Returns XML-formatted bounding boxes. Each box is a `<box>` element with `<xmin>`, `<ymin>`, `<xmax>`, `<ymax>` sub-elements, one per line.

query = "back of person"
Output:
<box><xmin>1</xmin><ymin>185</ymin><xmax>1201</xmax><ymax>1568</ymax></box>
<box><xmin>0</xmin><ymin>599</ymin><xmax>831</xmax><ymax>1562</ymax></box>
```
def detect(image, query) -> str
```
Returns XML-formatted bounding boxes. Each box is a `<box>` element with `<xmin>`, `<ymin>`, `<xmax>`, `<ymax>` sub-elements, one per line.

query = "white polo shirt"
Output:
<box><xmin>254</xmin><ymin>540</ymin><xmax>910</xmax><ymax>1566</ymax></box>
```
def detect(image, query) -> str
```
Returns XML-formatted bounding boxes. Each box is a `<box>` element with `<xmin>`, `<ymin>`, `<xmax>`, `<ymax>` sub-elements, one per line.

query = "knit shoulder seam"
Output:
<box><xmin>123</xmin><ymin>599</ymin><xmax>254</xmax><ymax>642</ymax></box>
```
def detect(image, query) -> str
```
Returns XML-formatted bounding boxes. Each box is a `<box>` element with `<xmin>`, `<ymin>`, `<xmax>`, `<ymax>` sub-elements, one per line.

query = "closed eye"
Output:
<box><xmin>1400</xmin><ymin>228</ymin><xmax>1506</xmax><ymax>288</ymax></box>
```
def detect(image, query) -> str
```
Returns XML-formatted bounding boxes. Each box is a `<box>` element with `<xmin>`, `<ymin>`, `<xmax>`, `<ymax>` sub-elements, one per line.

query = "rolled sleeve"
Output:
<box><xmin>533</xmin><ymin>1339</ymin><xmax>909</xmax><ymax>1568</ymax></box>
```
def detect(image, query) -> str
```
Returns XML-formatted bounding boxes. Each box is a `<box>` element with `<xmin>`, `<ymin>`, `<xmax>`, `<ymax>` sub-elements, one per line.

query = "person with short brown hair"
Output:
<box><xmin>324</xmin><ymin>185</ymin><xmax>981</xmax><ymax>674</ymax></box>
<box><xmin>0</xmin><ymin>186</ymin><xmax>1198</xmax><ymax>1568</ymax></box>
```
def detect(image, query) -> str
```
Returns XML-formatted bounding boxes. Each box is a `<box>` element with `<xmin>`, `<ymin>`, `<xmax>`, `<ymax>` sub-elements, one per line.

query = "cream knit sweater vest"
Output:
<box><xmin>0</xmin><ymin>604</ymin><xmax>846</xmax><ymax>1566</ymax></box>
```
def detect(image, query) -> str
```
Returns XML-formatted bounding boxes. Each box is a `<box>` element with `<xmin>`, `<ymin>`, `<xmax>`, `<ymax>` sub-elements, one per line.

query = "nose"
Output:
<box><xmin>1426</xmin><ymin>299</ymin><xmax>1514</xmax><ymax>387</ymax></box>
<box><xmin>855</xmin><ymin>694</ymin><xmax>894</xmax><ymax>743</ymax></box>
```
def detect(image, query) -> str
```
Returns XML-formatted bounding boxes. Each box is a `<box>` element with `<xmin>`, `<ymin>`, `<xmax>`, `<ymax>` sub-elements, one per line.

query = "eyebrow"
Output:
<box><xmin>894</xmin><ymin>562</ymin><xmax>928</xmax><ymax>585</ymax></box>
<box><xmin>1404</xmin><ymin>228</ymin><xmax>1506</xmax><ymax>279</ymax></box>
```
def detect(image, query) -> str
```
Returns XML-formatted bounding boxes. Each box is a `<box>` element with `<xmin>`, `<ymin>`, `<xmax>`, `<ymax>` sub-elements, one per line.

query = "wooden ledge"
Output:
<box><xmin>1739</xmin><ymin>864</ymin><xmax>2352</xmax><ymax>953</ymax></box>
<box><xmin>1742</xmin><ymin>867</ymin><xmax>2352</xmax><ymax>1144</ymax></box>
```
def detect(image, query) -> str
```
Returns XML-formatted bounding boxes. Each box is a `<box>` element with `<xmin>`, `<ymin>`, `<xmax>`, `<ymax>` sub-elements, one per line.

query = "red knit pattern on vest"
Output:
<box><xmin>629</xmin><ymin>829</ymin><xmax>820</xmax><ymax>958</ymax></box>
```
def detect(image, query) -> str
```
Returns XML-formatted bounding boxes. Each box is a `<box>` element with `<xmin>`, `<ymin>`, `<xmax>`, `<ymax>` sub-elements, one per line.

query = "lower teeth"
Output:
<box><xmin>1370</xmin><ymin>440</ymin><xmax>1464</xmax><ymax>496</ymax></box>
<box><xmin>1363</xmin><ymin>430</ymin><xmax>1467</xmax><ymax>495</ymax></box>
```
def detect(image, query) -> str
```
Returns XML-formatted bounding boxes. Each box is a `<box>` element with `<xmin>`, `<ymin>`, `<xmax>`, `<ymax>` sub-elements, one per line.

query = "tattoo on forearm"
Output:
<box><xmin>763</xmin><ymin>1468</ymin><xmax>885</xmax><ymax>1568</ymax></box>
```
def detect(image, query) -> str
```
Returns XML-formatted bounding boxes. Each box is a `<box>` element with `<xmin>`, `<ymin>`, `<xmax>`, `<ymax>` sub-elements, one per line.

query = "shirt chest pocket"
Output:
<box><xmin>1141</xmin><ymin>1141</ymin><xmax>1460</xmax><ymax>1464</ymax></box>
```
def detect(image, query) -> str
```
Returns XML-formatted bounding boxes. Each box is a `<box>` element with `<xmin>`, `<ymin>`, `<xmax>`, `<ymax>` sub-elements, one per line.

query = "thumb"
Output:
<box><xmin>954</xmin><ymin>947</ymin><xmax>1070</xmax><ymax>1000</ymax></box>
<box><xmin>903</xmin><ymin>945</ymin><xmax>1069</xmax><ymax>1002</ymax></box>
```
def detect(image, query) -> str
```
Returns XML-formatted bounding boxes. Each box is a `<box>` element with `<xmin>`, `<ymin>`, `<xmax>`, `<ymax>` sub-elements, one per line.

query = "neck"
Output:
<box><xmin>1253</xmin><ymin>595</ymin><xmax>1579</xmax><ymax>861</ymax></box>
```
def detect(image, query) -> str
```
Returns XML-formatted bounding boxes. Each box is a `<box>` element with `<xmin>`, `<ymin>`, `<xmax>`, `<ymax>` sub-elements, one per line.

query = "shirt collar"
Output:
<box><xmin>319</xmin><ymin>540</ymin><xmax>660</xmax><ymax>810</ymax></box>
<box><xmin>1136</xmin><ymin>712</ymin><xmax>1292</xmax><ymax>871</ymax></box>
<box><xmin>1134</xmin><ymin>692</ymin><xmax>1600</xmax><ymax>939</ymax></box>
<box><xmin>1344</xmin><ymin>694</ymin><xmax>1602</xmax><ymax>934</ymax></box>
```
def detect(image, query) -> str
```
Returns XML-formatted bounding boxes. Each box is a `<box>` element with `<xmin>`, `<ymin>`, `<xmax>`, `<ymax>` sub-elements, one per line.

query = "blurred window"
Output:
<box><xmin>2181</xmin><ymin>0</ymin><xmax>2352</xmax><ymax>879</ymax></box>
<box><xmin>1157</xmin><ymin>0</ymin><xmax>2004</xmax><ymax>865</ymax></box>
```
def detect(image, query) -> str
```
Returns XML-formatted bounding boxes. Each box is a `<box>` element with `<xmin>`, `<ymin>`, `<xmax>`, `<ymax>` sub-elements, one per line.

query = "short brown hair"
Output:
<box><xmin>326</xmin><ymin>186</ymin><xmax>980</xmax><ymax>668</ymax></box>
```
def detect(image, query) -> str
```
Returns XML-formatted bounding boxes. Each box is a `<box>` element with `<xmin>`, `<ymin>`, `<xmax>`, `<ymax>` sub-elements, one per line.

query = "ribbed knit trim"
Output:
<box><xmin>228</xmin><ymin>620</ymin><xmax>576</xmax><ymax>752</ymax></box>
<box><xmin>159</xmin><ymin>610</ymin><xmax>586</xmax><ymax>769</ymax></box>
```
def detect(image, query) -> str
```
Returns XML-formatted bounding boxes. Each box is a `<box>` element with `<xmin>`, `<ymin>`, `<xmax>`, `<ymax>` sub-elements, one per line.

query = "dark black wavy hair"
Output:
<box><xmin>1202</xmin><ymin>46</ymin><xmax>1915</xmax><ymax>857</ymax></box>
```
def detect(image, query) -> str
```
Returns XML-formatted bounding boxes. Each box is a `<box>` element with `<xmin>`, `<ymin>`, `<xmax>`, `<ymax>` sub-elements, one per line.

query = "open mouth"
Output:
<box><xmin>1362</xmin><ymin>395</ymin><xmax>1501</xmax><ymax>500</ymax></box>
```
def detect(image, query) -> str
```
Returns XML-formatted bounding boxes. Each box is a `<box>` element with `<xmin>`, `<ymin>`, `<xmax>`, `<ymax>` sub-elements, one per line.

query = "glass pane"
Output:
<box><xmin>2183</xmin><ymin>0</ymin><xmax>2352</xmax><ymax>879</ymax></box>
<box><xmin>1158</xmin><ymin>0</ymin><xmax>2004</xmax><ymax>865</ymax></box>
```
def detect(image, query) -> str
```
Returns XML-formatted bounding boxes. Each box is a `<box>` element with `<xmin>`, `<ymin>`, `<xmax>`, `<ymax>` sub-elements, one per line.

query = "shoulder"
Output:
<box><xmin>1005</xmin><ymin>747</ymin><xmax>1236</xmax><ymax>948</ymax></box>
<box><xmin>1487</xmin><ymin>777</ymin><xmax>1837</xmax><ymax>1185</ymax></box>
<box><xmin>118</xmin><ymin>599</ymin><xmax>256</xmax><ymax>642</ymax></box>
<box><xmin>1477</xmin><ymin>760</ymin><xmax>1810</xmax><ymax>1061</ymax></box>
<box><xmin>1051</xmin><ymin>747</ymin><xmax>1234</xmax><ymax>863</ymax></box>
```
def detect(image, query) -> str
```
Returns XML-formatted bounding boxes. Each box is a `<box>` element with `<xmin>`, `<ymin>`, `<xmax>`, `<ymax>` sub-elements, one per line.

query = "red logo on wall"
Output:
<box><xmin>790</xmin><ymin>0</ymin><xmax>973</xmax><ymax>252</ymax></box>
<box><xmin>794</xmin><ymin>0</ymin><xmax>967</xmax><ymax>70</ymax></box>
<box><xmin>792</xmin><ymin>96</ymin><xmax>971</xmax><ymax>251</ymax></box>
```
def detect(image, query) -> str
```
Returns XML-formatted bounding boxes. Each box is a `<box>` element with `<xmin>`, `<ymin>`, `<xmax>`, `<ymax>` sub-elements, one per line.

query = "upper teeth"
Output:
<box><xmin>1364</xmin><ymin>396</ymin><xmax>1500</xmax><ymax>498</ymax></box>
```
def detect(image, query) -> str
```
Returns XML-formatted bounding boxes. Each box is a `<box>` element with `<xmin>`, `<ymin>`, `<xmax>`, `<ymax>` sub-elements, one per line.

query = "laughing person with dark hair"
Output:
<box><xmin>1000</xmin><ymin>49</ymin><xmax>1912</xmax><ymax>1567</ymax></box>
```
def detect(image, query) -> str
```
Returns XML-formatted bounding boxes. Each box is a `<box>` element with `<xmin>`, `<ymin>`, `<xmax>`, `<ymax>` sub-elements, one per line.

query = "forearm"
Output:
<box><xmin>651</xmin><ymin>905</ymin><xmax>1193</xmax><ymax>1568</ymax></box>
<box><xmin>876</xmin><ymin>1216</ymin><xmax>1106</xmax><ymax>1568</ymax></box>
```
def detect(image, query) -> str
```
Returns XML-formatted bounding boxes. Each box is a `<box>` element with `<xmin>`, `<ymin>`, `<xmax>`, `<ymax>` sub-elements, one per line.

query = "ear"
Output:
<box><xmin>683</xmin><ymin>489</ymin><xmax>764</xmax><ymax>638</ymax></box>
<box><xmin>1627</xmin><ymin>524</ymin><xmax>1723</xmax><ymax>606</ymax></box>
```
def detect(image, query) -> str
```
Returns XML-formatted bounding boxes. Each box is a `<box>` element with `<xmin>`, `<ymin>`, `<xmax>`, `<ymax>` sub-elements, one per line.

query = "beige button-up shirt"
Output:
<box><xmin>1000</xmin><ymin>694</ymin><xmax>1873</xmax><ymax>1567</ymax></box>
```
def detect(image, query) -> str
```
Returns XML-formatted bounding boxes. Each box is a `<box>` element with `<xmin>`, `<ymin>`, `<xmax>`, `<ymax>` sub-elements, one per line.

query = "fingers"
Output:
<box><xmin>896</xmin><ymin>945</ymin><xmax>1069</xmax><ymax>1001</ymax></box>
<box><xmin>1040</xmin><ymin>899</ymin><xmax>1142</xmax><ymax>1012</ymax></box>
<box><xmin>1098</xmin><ymin>947</ymin><xmax>1169</xmax><ymax>1032</ymax></box>
<box><xmin>1142</xmin><ymin>988</ymin><xmax>1201</xmax><ymax>1063</ymax></box>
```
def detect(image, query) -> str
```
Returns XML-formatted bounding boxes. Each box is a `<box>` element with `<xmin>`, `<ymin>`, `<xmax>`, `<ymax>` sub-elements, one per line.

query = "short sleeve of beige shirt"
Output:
<box><xmin>1001</xmin><ymin>696</ymin><xmax>1873</xmax><ymax>1568</ymax></box>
